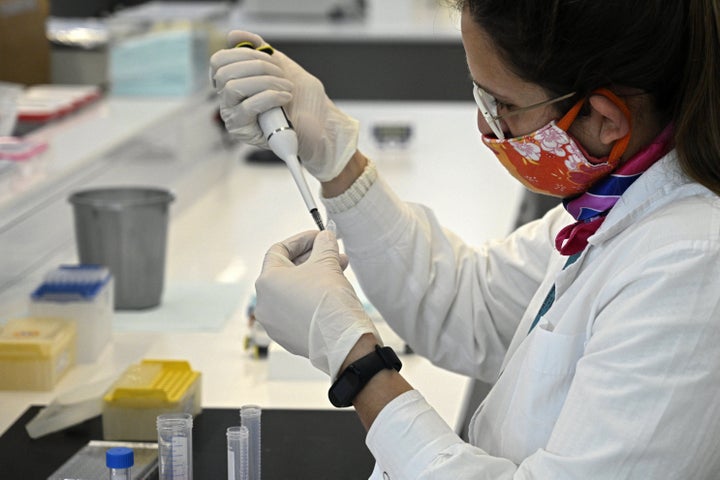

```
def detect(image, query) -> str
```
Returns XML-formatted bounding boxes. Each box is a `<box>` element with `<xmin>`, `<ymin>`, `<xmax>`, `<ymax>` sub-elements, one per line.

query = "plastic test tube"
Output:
<box><xmin>157</xmin><ymin>412</ymin><xmax>194</xmax><ymax>480</ymax></box>
<box><xmin>227</xmin><ymin>425</ymin><xmax>249</xmax><ymax>480</ymax></box>
<box><xmin>240</xmin><ymin>405</ymin><xmax>261</xmax><ymax>480</ymax></box>
<box><xmin>106</xmin><ymin>447</ymin><xmax>134</xmax><ymax>480</ymax></box>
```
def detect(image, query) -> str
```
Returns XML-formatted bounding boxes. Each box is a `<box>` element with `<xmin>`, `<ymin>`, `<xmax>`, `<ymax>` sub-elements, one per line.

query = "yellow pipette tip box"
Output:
<box><xmin>0</xmin><ymin>317</ymin><xmax>76</xmax><ymax>391</ymax></box>
<box><xmin>102</xmin><ymin>359</ymin><xmax>202</xmax><ymax>441</ymax></box>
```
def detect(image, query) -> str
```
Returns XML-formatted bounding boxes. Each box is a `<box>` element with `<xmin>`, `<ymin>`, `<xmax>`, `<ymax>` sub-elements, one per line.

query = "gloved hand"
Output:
<box><xmin>254</xmin><ymin>229</ymin><xmax>381</xmax><ymax>379</ymax></box>
<box><xmin>210</xmin><ymin>30</ymin><xmax>360</xmax><ymax>182</ymax></box>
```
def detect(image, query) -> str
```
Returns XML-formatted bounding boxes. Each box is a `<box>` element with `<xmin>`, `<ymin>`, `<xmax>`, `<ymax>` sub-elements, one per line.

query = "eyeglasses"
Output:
<box><xmin>473</xmin><ymin>84</ymin><xmax>576</xmax><ymax>140</ymax></box>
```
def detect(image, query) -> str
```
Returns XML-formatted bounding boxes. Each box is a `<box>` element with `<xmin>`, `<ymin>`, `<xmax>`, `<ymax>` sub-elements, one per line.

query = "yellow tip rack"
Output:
<box><xmin>102</xmin><ymin>359</ymin><xmax>202</xmax><ymax>441</ymax></box>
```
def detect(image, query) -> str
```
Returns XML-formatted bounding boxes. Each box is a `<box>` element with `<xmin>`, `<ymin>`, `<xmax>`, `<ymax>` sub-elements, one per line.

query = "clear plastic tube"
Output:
<box><xmin>240</xmin><ymin>405</ymin><xmax>261</xmax><ymax>480</ymax></box>
<box><xmin>109</xmin><ymin>466</ymin><xmax>131</xmax><ymax>480</ymax></box>
<box><xmin>157</xmin><ymin>413</ymin><xmax>193</xmax><ymax>480</ymax></box>
<box><xmin>226</xmin><ymin>425</ymin><xmax>249</xmax><ymax>480</ymax></box>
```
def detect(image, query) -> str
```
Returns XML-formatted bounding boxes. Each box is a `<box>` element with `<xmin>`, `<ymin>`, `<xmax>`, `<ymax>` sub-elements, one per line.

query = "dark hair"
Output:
<box><xmin>454</xmin><ymin>0</ymin><xmax>720</xmax><ymax>195</ymax></box>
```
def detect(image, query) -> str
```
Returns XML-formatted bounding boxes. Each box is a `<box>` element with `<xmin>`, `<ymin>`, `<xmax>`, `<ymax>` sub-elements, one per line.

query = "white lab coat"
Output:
<box><xmin>326</xmin><ymin>151</ymin><xmax>720</xmax><ymax>479</ymax></box>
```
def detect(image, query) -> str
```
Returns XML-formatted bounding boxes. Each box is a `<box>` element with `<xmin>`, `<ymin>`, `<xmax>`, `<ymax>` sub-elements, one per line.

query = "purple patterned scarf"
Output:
<box><xmin>555</xmin><ymin>124</ymin><xmax>674</xmax><ymax>255</ymax></box>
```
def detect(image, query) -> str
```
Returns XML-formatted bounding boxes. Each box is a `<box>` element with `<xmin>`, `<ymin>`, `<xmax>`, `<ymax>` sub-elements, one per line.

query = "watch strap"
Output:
<box><xmin>328</xmin><ymin>345</ymin><xmax>402</xmax><ymax>408</ymax></box>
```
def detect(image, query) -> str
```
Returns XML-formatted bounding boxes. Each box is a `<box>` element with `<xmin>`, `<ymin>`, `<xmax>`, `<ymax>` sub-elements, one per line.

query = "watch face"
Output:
<box><xmin>329</xmin><ymin>369</ymin><xmax>362</xmax><ymax>408</ymax></box>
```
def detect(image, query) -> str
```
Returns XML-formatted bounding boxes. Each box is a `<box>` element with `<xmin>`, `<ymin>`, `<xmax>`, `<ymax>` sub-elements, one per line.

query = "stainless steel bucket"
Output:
<box><xmin>69</xmin><ymin>187</ymin><xmax>175</xmax><ymax>310</ymax></box>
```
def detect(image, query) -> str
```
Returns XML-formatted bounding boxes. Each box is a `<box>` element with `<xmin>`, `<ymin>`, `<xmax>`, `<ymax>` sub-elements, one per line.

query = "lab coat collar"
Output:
<box><xmin>587</xmin><ymin>150</ymin><xmax>707</xmax><ymax>248</ymax></box>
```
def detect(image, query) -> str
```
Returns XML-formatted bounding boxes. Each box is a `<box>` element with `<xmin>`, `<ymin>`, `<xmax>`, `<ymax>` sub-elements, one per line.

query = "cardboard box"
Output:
<box><xmin>0</xmin><ymin>0</ymin><xmax>51</xmax><ymax>85</ymax></box>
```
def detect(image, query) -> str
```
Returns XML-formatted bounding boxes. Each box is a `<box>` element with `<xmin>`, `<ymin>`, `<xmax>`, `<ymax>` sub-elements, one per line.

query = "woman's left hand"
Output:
<box><xmin>254</xmin><ymin>229</ymin><xmax>381</xmax><ymax>379</ymax></box>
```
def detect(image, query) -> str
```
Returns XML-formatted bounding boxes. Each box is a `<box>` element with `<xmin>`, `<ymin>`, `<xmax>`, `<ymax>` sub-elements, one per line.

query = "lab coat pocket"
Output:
<box><xmin>500</xmin><ymin>326</ymin><xmax>586</xmax><ymax>461</ymax></box>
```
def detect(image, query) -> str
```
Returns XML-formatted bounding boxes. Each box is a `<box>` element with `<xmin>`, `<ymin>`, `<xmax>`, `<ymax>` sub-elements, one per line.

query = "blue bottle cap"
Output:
<box><xmin>106</xmin><ymin>447</ymin><xmax>134</xmax><ymax>469</ymax></box>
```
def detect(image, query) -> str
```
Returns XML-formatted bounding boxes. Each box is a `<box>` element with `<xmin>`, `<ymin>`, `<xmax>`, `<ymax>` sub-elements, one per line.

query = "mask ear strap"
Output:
<box><xmin>557</xmin><ymin>88</ymin><xmax>633</xmax><ymax>163</ymax></box>
<box><xmin>592</xmin><ymin>87</ymin><xmax>632</xmax><ymax>163</ymax></box>
<box><xmin>556</xmin><ymin>98</ymin><xmax>585</xmax><ymax>131</ymax></box>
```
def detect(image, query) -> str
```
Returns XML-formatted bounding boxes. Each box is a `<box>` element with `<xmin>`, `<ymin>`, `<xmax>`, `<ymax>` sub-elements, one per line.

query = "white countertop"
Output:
<box><xmin>226</xmin><ymin>2</ymin><xmax>462</xmax><ymax>43</ymax></box>
<box><xmin>0</xmin><ymin>97</ymin><xmax>522</xmax><ymax>438</ymax></box>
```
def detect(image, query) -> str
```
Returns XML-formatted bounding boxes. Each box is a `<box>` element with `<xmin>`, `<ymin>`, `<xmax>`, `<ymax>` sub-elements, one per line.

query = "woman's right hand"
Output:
<box><xmin>210</xmin><ymin>30</ymin><xmax>360</xmax><ymax>182</ymax></box>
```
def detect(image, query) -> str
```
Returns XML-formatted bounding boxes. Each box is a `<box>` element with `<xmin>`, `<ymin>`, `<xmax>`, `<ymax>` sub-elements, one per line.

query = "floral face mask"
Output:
<box><xmin>481</xmin><ymin>88</ymin><xmax>632</xmax><ymax>198</ymax></box>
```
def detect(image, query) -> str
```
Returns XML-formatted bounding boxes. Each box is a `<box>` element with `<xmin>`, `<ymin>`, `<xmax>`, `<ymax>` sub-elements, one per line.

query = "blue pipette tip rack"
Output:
<box><xmin>31</xmin><ymin>264</ymin><xmax>112</xmax><ymax>301</ymax></box>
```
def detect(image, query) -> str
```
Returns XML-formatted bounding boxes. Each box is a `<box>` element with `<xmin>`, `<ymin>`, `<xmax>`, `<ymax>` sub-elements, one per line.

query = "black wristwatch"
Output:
<box><xmin>328</xmin><ymin>345</ymin><xmax>402</xmax><ymax>408</ymax></box>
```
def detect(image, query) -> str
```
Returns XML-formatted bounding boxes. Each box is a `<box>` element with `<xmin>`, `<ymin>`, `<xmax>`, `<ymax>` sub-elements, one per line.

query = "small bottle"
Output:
<box><xmin>106</xmin><ymin>447</ymin><xmax>134</xmax><ymax>480</ymax></box>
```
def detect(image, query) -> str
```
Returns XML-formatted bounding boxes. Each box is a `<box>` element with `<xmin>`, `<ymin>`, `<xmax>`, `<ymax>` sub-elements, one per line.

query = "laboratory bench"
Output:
<box><xmin>226</xmin><ymin>1</ymin><xmax>469</xmax><ymax>101</ymax></box>
<box><xmin>49</xmin><ymin>0</ymin><xmax>469</xmax><ymax>101</ymax></box>
<box><xmin>2</xmin><ymin>406</ymin><xmax>375</xmax><ymax>479</ymax></box>
<box><xmin>0</xmin><ymin>91</ymin><xmax>523</xmax><ymax>472</ymax></box>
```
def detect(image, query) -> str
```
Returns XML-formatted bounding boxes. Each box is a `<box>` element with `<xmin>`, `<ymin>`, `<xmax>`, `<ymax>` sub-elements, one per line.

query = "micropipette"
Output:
<box><xmin>258</xmin><ymin>108</ymin><xmax>325</xmax><ymax>230</ymax></box>
<box><xmin>236</xmin><ymin>42</ymin><xmax>325</xmax><ymax>231</ymax></box>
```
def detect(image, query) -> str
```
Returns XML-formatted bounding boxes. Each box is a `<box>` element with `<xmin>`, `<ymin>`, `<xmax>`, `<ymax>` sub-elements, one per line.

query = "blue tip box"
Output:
<box><xmin>30</xmin><ymin>265</ymin><xmax>114</xmax><ymax>363</ymax></box>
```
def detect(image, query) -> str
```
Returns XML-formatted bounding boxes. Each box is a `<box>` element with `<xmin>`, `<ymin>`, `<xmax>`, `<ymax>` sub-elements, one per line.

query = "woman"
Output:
<box><xmin>210</xmin><ymin>0</ymin><xmax>720</xmax><ymax>477</ymax></box>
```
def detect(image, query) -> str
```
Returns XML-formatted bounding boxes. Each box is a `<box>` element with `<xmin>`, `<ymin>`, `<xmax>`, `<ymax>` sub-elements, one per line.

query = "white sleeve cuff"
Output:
<box><xmin>366</xmin><ymin>390</ymin><xmax>464</xmax><ymax>479</ymax></box>
<box><xmin>322</xmin><ymin>160</ymin><xmax>378</xmax><ymax>214</ymax></box>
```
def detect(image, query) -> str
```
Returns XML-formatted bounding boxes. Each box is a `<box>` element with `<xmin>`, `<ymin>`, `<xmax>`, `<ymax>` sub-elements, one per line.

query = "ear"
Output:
<box><xmin>588</xmin><ymin>95</ymin><xmax>631</xmax><ymax>146</ymax></box>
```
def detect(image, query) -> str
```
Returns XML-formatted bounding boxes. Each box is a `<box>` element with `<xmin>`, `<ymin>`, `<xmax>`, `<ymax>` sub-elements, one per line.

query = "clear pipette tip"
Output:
<box><xmin>326</xmin><ymin>219</ymin><xmax>336</xmax><ymax>235</ymax></box>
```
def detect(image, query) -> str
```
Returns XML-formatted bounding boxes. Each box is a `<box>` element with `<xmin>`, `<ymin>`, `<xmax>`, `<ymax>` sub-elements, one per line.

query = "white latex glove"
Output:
<box><xmin>254</xmin><ymin>229</ymin><xmax>381</xmax><ymax>379</ymax></box>
<box><xmin>210</xmin><ymin>30</ymin><xmax>360</xmax><ymax>182</ymax></box>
